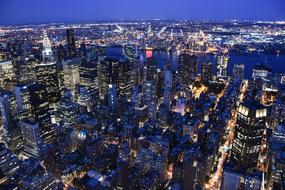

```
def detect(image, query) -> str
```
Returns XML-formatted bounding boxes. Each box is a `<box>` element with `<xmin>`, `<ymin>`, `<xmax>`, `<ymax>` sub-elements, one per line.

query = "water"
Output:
<box><xmin>139</xmin><ymin>50</ymin><xmax>285</xmax><ymax>79</ymax></box>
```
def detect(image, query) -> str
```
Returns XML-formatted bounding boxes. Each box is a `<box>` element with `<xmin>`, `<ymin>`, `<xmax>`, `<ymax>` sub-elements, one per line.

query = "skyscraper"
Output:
<box><xmin>217</xmin><ymin>55</ymin><xmax>229</xmax><ymax>78</ymax></box>
<box><xmin>20</xmin><ymin>120</ymin><xmax>43</xmax><ymax>159</ymax></box>
<box><xmin>15</xmin><ymin>84</ymin><xmax>55</xmax><ymax>144</ymax></box>
<box><xmin>98</xmin><ymin>48</ymin><xmax>133</xmax><ymax>101</ymax></box>
<box><xmin>108</xmin><ymin>84</ymin><xmax>118</xmax><ymax>112</ymax></box>
<box><xmin>232</xmin><ymin>64</ymin><xmax>245</xmax><ymax>81</ymax></box>
<box><xmin>36</xmin><ymin>32</ymin><xmax>60</xmax><ymax>103</ymax></box>
<box><xmin>0</xmin><ymin>60</ymin><xmax>14</xmax><ymax>88</ymax></box>
<box><xmin>201</xmin><ymin>62</ymin><xmax>212</xmax><ymax>81</ymax></box>
<box><xmin>143</xmin><ymin>80</ymin><xmax>157</xmax><ymax>121</ymax></box>
<box><xmin>29</xmin><ymin>84</ymin><xmax>55</xmax><ymax>144</ymax></box>
<box><xmin>80</xmin><ymin>58</ymin><xmax>99</xmax><ymax>109</ymax></box>
<box><xmin>178</xmin><ymin>51</ymin><xmax>198</xmax><ymax>86</ymax></box>
<box><xmin>0</xmin><ymin>90</ymin><xmax>22</xmax><ymax>151</ymax></box>
<box><xmin>0</xmin><ymin>143</ymin><xmax>19</xmax><ymax>177</ymax></box>
<box><xmin>66</xmin><ymin>29</ymin><xmax>77</xmax><ymax>58</ymax></box>
<box><xmin>62</xmin><ymin>58</ymin><xmax>81</xmax><ymax>96</ymax></box>
<box><xmin>57</xmin><ymin>90</ymin><xmax>79</xmax><ymax>130</ymax></box>
<box><xmin>231</xmin><ymin>101</ymin><xmax>267</xmax><ymax>170</ymax></box>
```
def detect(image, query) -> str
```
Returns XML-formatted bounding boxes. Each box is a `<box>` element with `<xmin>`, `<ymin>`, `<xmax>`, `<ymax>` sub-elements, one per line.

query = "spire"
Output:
<box><xmin>42</xmin><ymin>30</ymin><xmax>54</xmax><ymax>62</ymax></box>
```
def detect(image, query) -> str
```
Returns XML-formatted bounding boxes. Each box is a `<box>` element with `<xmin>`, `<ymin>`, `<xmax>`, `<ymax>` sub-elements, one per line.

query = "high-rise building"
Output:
<box><xmin>0</xmin><ymin>143</ymin><xmax>19</xmax><ymax>177</ymax></box>
<box><xmin>178</xmin><ymin>52</ymin><xmax>198</xmax><ymax>86</ymax></box>
<box><xmin>201</xmin><ymin>62</ymin><xmax>212</xmax><ymax>81</ymax></box>
<box><xmin>14</xmin><ymin>84</ymin><xmax>34</xmax><ymax>121</ymax></box>
<box><xmin>232</xmin><ymin>64</ymin><xmax>245</xmax><ymax>81</ymax></box>
<box><xmin>30</xmin><ymin>84</ymin><xmax>55</xmax><ymax>144</ymax></box>
<box><xmin>0</xmin><ymin>60</ymin><xmax>14</xmax><ymax>88</ymax></box>
<box><xmin>183</xmin><ymin>148</ymin><xmax>203</xmax><ymax>190</ymax></box>
<box><xmin>56</xmin><ymin>44</ymin><xmax>66</xmax><ymax>62</ymax></box>
<box><xmin>217</xmin><ymin>55</ymin><xmax>229</xmax><ymax>78</ymax></box>
<box><xmin>57</xmin><ymin>90</ymin><xmax>79</xmax><ymax>130</ymax></box>
<box><xmin>163</xmin><ymin>70</ymin><xmax>172</xmax><ymax>109</ymax></box>
<box><xmin>0</xmin><ymin>90</ymin><xmax>22</xmax><ymax>151</ymax></box>
<box><xmin>20</xmin><ymin>120</ymin><xmax>43</xmax><ymax>159</ymax></box>
<box><xmin>42</xmin><ymin>31</ymin><xmax>54</xmax><ymax>62</ymax></box>
<box><xmin>231</xmin><ymin>101</ymin><xmax>267</xmax><ymax>170</ymax></box>
<box><xmin>66</xmin><ymin>29</ymin><xmax>77</xmax><ymax>58</ymax></box>
<box><xmin>98</xmin><ymin>48</ymin><xmax>133</xmax><ymax>101</ymax></box>
<box><xmin>36</xmin><ymin>32</ymin><xmax>60</xmax><ymax>103</ymax></box>
<box><xmin>143</xmin><ymin>57</ymin><xmax>158</xmax><ymax>82</ymax></box>
<box><xmin>143</xmin><ymin>80</ymin><xmax>157</xmax><ymax>121</ymax></box>
<box><xmin>15</xmin><ymin>84</ymin><xmax>55</xmax><ymax>144</ymax></box>
<box><xmin>62</xmin><ymin>58</ymin><xmax>81</xmax><ymax>96</ymax></box>
<box><xmin>17</xmin><ymin>57</ymin><xmax>37</xmax><ymax>84</ymax></box>
<box><xmin>80</xmin><ymin>58</ymin><xmax>99</xmax><ymax>109</ymax></box>
<box><xmin>252</xmin><ymin>64</ymin><xmax>271</xmax><ymax>80</ymax></box>
<box><xmin>108</xmin><ymin>84</ymin><xmax>117</xmax><ymax>112</ymax></box>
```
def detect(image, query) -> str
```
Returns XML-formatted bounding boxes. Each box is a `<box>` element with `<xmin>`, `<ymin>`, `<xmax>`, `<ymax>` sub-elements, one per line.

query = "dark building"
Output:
<box><xmin>66</xmin><ymin>29</ymin><xmax>77</xmax><ymax>58</ymax></box>
<box><xmin>15</xmin><ymin>84</ymin><xmax>55</xmax><ymax>144</ymax></box>
<box><xmin>201</xmin><ymin>62</ymin><xmax>212</xmax><ymax>81</ymax></box>
<box><xmin>178</xmin><ymin>51</ymin><xmax>198</xmax><ymax>86</ymax></box>
<box><xmin>98</xmin><ymin>47</ymin><xmax>133</xmax><ymax>101</ymax></box>
<box><xmin>231</xmin><ymin>101</ymin><xmax>267</xmax><ymax>170</ymax></box>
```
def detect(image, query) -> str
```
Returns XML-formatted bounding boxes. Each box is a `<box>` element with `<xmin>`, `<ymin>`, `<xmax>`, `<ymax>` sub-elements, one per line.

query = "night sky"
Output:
<box><xmin>1</xmin><ymin>0</ymin><xmax>285</xmax><ymax>25</ymax></box>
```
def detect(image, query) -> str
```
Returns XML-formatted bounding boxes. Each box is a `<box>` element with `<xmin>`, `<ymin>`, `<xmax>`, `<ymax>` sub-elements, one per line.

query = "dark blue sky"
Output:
<box><xmin>1</xmin><ymin>0</ymin><xmax>285</xmax><ymax>25</ymax></box>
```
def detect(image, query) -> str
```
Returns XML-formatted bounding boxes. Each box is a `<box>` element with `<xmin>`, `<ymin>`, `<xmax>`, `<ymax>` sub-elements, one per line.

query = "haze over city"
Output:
<box><xmin>1</xmin><ymin>0</ymin><xmax>285</xmax><ymax>25</ymax></box>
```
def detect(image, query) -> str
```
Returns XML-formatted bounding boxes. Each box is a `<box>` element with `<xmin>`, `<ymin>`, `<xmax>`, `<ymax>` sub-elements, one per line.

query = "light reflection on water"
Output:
<box><xmin>139</xmin><ymin>50</ymin><xmax>285</xmax><ymax>79</ymax></box>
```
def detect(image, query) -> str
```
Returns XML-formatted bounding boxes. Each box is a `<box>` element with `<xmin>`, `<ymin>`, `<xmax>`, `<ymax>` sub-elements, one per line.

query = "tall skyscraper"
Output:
<box><xmin>143</xmin><ymin>57</ymin><xmax>158</xmax><ymax>82</ymax></box>
<box><xmin>42</xmin><ymin>31</ymin><xmax>54</xmax><ymax>63</ymax></box>
<box><xmin>163</xmin><ymin>70</ymin><xmax>172</xmax><ymax>109</ymax></box>
<box><xmin>232</xmin><ymin>64</ymin><xmax>245</xmax><ymax>81</ymax></box>
<box><xmin>66</xmin><ymin>29</ymin><xmax>77</xmax><ymax>58</ymax></box>
<box><xmin>28</xmin><ymin>84</ymin><xmax>55</xmax><ymax>144</ymax></box>
<box><xmin>80</xmin><ymin>58</ymin><xmax>99</xmax><ymax>109</ymax></box>
<box><xmin>0</xmin><ymin>60</ymin><xmax>14</xmax><ymax>88</ymax></box>
<box><xmin>252</xmin><ymin>64</ymin><xmax>271</xmax><ymax>80</ymax></box>
<box><xmin>143</xmin><ymin>80</ymin><xmax>157</xmax><ymax>121</ymax></box>
<box><xmin>0</xmin><ymin>143</ymin><xmax>19</xmax><ymax>177</ymax></box>
<box><xmin>98</xmin><ymin>48</ymin><xmax>133</xmax><ymax>101</ymax></box>
<box><xmin>231</xmin><ymin>101</ymin><xmax>267</xmax><ymax>170</ymax></box>
<box><xmin>36</xmin><ymin>32</ymin><xmax>60</xmax><ymax>103</ymax></box>
<box><xmin>20</xmin><ymin>120</ymin><xmax>43</xmax><ymax>159</ymax></box>
<box><xmin>15</xmin><ymin>84</ymin><xmax>55</xmax><ymax>144</ymax></box>
<box><xmin>217</xmin><ymin>55</ymin><xmax>229</xmax><ymax>78</ymax></box>
<box><xmin>178</xmin><ymin>51</ymin><xmax>198</xmax><ymax>86</ymax></box>
<box><xmin>201</xmin><ymin>62</ymin><xmax>212</xmax><ymax>81</ymax></box>
<box><xmin>18</xmin><ymin>57</ymin><xmax>37</xmax><ymax>84</ymax></box>
<box><xmin>0</xmin><ymin>90</ymin><xmax>22</xmax><ymax>151</ymax></box>
<box><xmin>57</xmin><ymin>90</ymin><xmax>79</xmax><ymax>130</ymax></box>
<box><xmin>62</xmin><ymin>58</ymin><xmax>81</xmax><ymax>96</ymax></box>
<box><xmin>108</xmin><ymin>84</ymin><xmax>118</xmax><ymax>112</ymax></box>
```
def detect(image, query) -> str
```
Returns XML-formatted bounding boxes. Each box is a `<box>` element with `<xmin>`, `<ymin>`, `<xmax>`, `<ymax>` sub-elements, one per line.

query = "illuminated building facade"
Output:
<box><xmin>217</xmin><ymin>55</ymin><xmax>229</xmax><ymax>78</ymax></box>
<box><xmin>0</xmin><ymin>90</ymin><xmax>22</xmax><ymax>151</ymax></box>
<box><xmin>231</xmin><ymin>101</ymin><xmax>267</xmax><ymax>170</ymax></box>
<box><xmin>36</xmin><ymin>32</ymin><xmax>60</xmax><ymax>103</ymax></box>
<box><xmin>62</xmin><ymin>58</ymin><xmax>81</xmax><ymax>96</ymax></box>
<box><xmin>20</xmin><ymin>120</ymin><xmax>43</xmax><ymax>159</ymax></box>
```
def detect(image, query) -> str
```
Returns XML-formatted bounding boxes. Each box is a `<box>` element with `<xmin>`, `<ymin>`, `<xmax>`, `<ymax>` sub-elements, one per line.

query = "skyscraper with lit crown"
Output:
<box><xmin>35</xmin><ymin>31</ymin><xmax>60</xmax><ymax>103</ymax></box>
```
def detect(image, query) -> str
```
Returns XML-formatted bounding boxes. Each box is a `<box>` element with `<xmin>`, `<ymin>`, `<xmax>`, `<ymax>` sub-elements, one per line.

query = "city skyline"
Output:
<box><xmin>1</xmin><ymin>0</ymin><xmax>285</xmax><ymax>25</ymax></box>
<box><xmin>1</xmin><ymin>1</ymin><xmax>285</xmax><ymax>190</ymax></box>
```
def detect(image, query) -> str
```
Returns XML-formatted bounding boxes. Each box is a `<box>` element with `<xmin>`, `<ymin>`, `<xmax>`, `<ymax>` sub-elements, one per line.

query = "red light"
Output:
<box><xmin>146</xmin><ymin>49</ymin><xmax>152</xmax><ymax>58</ymax></box>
